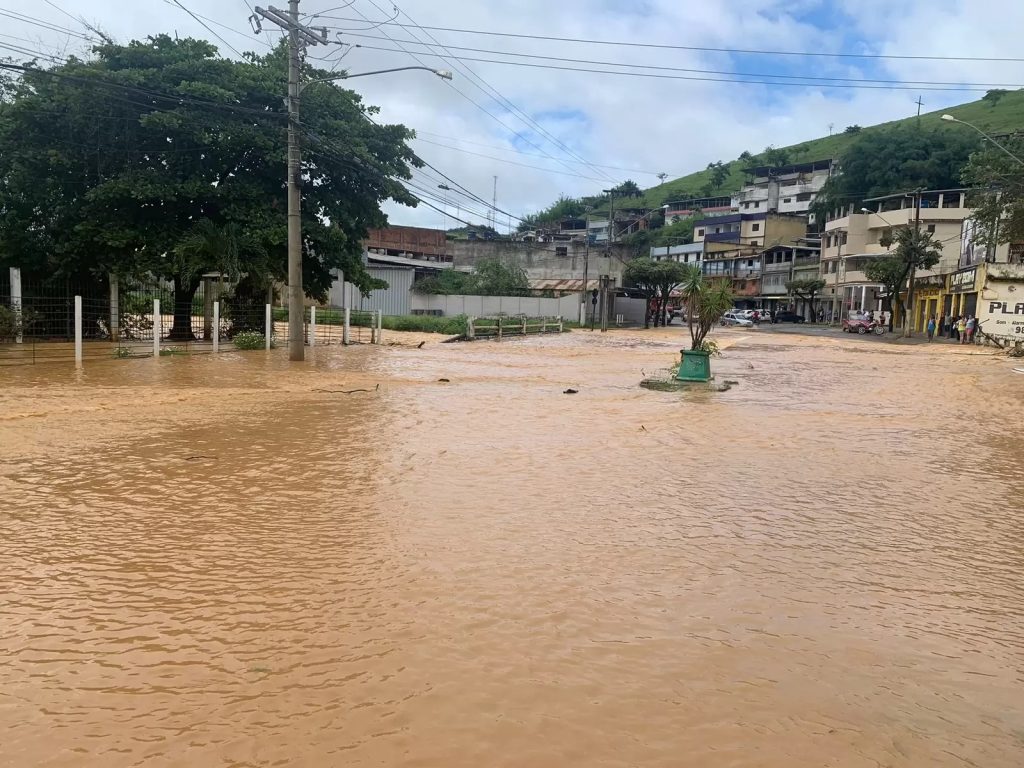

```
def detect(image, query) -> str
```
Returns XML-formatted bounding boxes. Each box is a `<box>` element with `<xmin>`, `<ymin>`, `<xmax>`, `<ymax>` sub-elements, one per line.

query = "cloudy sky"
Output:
<box><xmin>3</xmin><ymin>0</ymin><xmax>1023</xmax><ymax>231</ymax></box>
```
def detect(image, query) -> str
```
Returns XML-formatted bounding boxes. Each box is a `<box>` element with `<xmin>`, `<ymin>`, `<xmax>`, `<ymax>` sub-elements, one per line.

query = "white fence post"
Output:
<box><xmin>376</xmin><ymin>310</ymin><xmax>383</xmax><ymax>345</ymax></box>
<box><xmin>108</xmin><ymin>273</ymin><xmax>119</xmax><ymax>342</ymax></box>
<box><xmin>309</xmin><ymin>305</ymin><xmax>316</xmax><ymax>348</ymax></box>
<box><xmin>153</xmin><ymin>298</ymin><xmax>161</xmax><ymax>358</ymax></box>
<box><xmin>265</xmin><ymin>304</ymin><xmax>272</xmax><ymax>350</ymax></box>
<box><xmin>343</xmin><ymin>307</ymin><xmax>351</xmax><ymax>344</ymax></box>
<box><xmin>74</xmin><ymin>295</ymin><xmax>82</xmax><ymax>367</ymax></box>
<box><xmin>9</xmin><ymin>267</ymin><xmax>22</xmax><ymax>344</ymax></box>
<box><xmin>467</xmin><ymin>315</ymin><xmax>475</xmax><ymax>339</ymax></box>
<box><xmin>212</xmin><ymin>300</ymin><xmax>220</xmax><ymax>354</ymax></box>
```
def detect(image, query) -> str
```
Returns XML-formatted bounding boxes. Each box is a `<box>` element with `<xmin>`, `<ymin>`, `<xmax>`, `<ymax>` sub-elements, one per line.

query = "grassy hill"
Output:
<box><xmin>631</xmin><ymin>90</ymin><xmax>1024</xmax><ymax>209</ymax></box>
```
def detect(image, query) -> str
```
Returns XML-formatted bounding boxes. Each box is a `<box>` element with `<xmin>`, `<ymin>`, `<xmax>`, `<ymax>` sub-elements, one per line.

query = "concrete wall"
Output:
<box><xmin>450</xmin><ymin>239</ymin><xmax>631</xmax><ymax>283</ymax></box>
<box><xmin>410</xmin><ymin>293</ymin><xmax>580</xmax><ymax>318</ymax></box>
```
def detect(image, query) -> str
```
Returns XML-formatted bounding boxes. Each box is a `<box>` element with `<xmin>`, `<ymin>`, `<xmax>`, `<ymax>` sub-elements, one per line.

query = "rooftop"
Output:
<box><xmin>743</xmin><ymin>158</ymin><xmax>834</xmax><ymax>177</ymax></box>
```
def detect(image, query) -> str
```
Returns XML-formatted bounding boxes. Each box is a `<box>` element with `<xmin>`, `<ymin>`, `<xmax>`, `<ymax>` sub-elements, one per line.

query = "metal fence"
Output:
<box><xmin>0</xmin><ymin>276</ymin><xmax>384</xmax><ymax>366</ymax></box>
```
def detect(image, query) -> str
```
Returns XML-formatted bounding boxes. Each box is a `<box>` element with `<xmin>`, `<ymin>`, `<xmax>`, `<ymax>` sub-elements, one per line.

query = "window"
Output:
<box><xmin>840</xmin><ymin>231</ymin><xmax>848</xmax><ymax>246</ymax></box>
<box><xmin>696</xmin><ymin>229</ymin><xmax>704</xmax><ymax>237</ymax></box>
<box><xmin>783</xmin><ymin>198</ymin><xmax>792</xmax><ymax>204</ymax></box>
<box><xmin>715</xmin><ymin>227</ymin><xmax>722</xmax><ymax>234</ymax></box>
<box><xmin>927</xmin><ymin>224</ymin><xmax>936</xmax><ymax>233</ymax></box>
<box><xmin>752</xmin><ymin>223</ymin><xmax>761</xmax><ymax>232</ymax></box>
<box><xmin>797</xmin><ymin>192</ymin><xmax>813</xmax><ymax>202</ymax></box>
<box><xmin>555</xmin><ymin>246</ymin><xmax>568</xmax><ymax>257</ymax></box>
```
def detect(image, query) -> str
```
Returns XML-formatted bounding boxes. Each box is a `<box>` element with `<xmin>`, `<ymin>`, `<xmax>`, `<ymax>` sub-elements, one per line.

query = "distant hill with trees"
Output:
<box><xmin>521</xmin><ymin>89</ymin><xmax>1024</xmax><ymax>230</ymax></box>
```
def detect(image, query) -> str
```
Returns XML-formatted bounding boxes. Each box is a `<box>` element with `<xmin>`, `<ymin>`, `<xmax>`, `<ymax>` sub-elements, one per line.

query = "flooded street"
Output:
<box><xmin>1</xmin><ymin>328</ymin><xmax>1022</xmax><ymax>767</ymax></box>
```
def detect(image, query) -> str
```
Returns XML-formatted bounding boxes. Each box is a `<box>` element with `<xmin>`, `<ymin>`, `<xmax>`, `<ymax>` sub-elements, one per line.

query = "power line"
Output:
<box><xmin>167</xmin><ymin>0</ymin><xmax>246</xmax><ymax>58</ymax></box>
<box><xmin>0</xmin><ymin>61</ymin><xmax>287</xmax><ymax>120</ymax></box>
<box><xmin>350</xmin><ymin>44</ymin><xmax>1014</xmax><ymax>92</ymax></box>
<box><xmin>315</xmin><ymin>17</ymin><xmax>1024</xmax><ymax>63</ymax></box>
<box><xmin>350</xmin><ymin>1</ymin><xmax>618</xmax><ymax>186</ymax></box>
<box><xmin>412</xmin><ymin>137</ymin><xmax>612</xmax><ymax>182</ymax></box>
<box><xmin>414</xmin><ymin>130</ymin><xmax>664</xmax><ymax>176</ymax></box>
<box><xmin>376</xmin><ymin>0</ymin><xmax>618</xmax><ymax>185</ymax></box>
<box><xmin>343</xmin><ymin>33</ymin><xmax>1024</xmax><ymax>89</ymax></box>
<box><xmin>0</xmin><ymin>8</ymin><xmax>97</xmax><ymax>41</ymax></box>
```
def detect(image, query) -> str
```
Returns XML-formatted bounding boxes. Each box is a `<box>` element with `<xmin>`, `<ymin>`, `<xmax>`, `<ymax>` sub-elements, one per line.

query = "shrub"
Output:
<box><xmin>233</xmin><ymin>331</ymin><xmax>268</xmax><ymax>350</ymax></box>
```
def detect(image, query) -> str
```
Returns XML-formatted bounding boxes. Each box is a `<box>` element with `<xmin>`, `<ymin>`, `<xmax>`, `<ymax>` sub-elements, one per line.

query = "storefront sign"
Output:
<box><xmin>978</xmin><ymin>282</ymin><xmax>1024</xmax><ymax>339</ymax></box>
<box><xmin>948</xmin><ymin>267</ymin><xmax>978</xmax><ymax>293</ymax></box>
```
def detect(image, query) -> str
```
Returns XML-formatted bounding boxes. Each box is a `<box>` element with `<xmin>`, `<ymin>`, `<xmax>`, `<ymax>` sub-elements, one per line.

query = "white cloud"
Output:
<box><xmin>4</xmin><ymin>0</ymin><xmax>1022</xmax><ymax>230</ymax></box>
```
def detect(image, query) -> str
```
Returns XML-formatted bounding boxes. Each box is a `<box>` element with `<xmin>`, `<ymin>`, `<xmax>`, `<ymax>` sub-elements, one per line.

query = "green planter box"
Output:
<box><xmin>676</xmin><ymin>349</ymin><xmax>711</xmax><ymax>382</ymax></box>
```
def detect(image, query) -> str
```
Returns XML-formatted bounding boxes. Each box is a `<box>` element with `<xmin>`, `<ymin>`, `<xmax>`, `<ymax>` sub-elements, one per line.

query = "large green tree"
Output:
<box><xmin>785</xmin><ymin>277</ymin><xmax>826</xmax><ymax>321</ymax></box>
<box><xmin>864</xmin><ymin>227</ymin><xmax>943</xmax><ymax>334</ymax></box>
<box><xmin>0</xmin><ymin>36</ymin><xmax>418</xmax><ymax>339</ymax></box>
<box><xmin>813</xmin><ymin>124</ymin><xmax>980</xmax><ymax>223</ymax></box>
<box><xmin>623</xmin><ymin>257</ymin><xmax>659</xmax><ymax>328</ymax></box>
<box><xmin>961</xmin><ymin>134</ymin><xmax>1024</xmax><ymax>253</ymax></box>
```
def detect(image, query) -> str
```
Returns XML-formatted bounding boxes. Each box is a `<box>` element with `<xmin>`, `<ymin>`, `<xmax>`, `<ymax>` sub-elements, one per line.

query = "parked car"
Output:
<box><xmin>842</xmin><ymin>311</ymin><xmax>875</xmax><ymax>334</ymax></box>
<box><xmin>667</xmin><ymin>307</ymin><xmax>687</xmax><ymax>324</ymax></box>
<box><xmin>772</xmin><ymin>311</ymin><xmax>805</xmax><ymax>323</ymax></box>
<box><xmin>721</xmin><ymin>311</ymin><xmax>754</xmax><ymax>327</ymax></box>
<box><xmin>733</xmin><ymin>309</ymin><xmax>756</xmax><ymax>320</ymax></box>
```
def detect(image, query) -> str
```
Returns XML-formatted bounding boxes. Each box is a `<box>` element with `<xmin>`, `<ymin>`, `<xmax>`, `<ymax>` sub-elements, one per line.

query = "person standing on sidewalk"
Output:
<box><xmin>966</xmin><ymin>315</ymin><xmax>976</xmax><ymax>344</ymax></box>
<box><xmin>926</xmin><ymin>315</ymin><xmax>936</xmax><ymax>341</ymax></box>
<box><xmin>957</xmin><ymin>316</ymin><xmax>967</xmax><ymax>343</ymax></box>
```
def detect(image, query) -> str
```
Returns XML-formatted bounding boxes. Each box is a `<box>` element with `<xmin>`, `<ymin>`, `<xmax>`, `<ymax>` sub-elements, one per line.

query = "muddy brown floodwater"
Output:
<box><xmin>1</xmin><ymin>328</ymin><xmax>1023</xmax><ymax>767</ymax></box>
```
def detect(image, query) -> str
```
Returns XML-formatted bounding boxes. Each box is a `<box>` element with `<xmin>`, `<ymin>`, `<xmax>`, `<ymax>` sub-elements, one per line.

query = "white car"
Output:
<box><xmin>733</xmin><ymin>309</ymin><xmax>756</xmax><ymax>320</ymax></box>
<box><xmin>721</xmin><ymin>311</ymin><xmax>754</xmax><ymax>327</ymax></box>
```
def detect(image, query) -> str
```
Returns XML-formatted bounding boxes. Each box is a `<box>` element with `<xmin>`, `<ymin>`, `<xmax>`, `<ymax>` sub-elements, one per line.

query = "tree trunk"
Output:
<box><xmin>168</xmin><ymin>275</ymin><xmax>201</xmax><ymax>341</ymax></box>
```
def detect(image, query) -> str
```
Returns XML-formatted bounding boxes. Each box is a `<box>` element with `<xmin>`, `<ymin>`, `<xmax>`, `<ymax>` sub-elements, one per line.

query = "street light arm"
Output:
<box><xmin>941</xmin><ymin>114</ymin><xmax>1024</xmax><ymax>166</ymax></box>
<box><xmin>301</xmin><ymin>66</ymin><xmax>453</xmax><ymax>92</ymax></box>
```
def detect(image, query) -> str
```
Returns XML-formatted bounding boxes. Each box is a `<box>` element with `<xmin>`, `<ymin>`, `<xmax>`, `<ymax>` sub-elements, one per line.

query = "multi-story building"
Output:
<box><xmin>759</xmin><ymin>244</ymin><xmax>822</xmax><ymax>316</ymax></box>
<box><xmin>820</xmin><ymin>189</ymin><xmax>971</xmax><ymax>321</ymax></box>
<box><xmin>664</xmin><ymin>195</ymin><xmax>735</xmax><ymax>222</ymax></box>
<box><xmin>691</xmin><ymin>212</ymin><xmax>806</xmax><ymax>307</ymax></box>
<box><xmin>734</xmin><ymin>159</ymin><xmax>834</xmax><ymax>220</ymax></box>
<box><xmin>650</xmin><ymin>242</ymin><xmax>704</xmax><ymax>265</ymax></box>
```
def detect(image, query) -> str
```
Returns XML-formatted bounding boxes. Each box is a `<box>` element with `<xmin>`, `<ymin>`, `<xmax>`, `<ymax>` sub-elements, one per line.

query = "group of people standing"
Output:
<box><xmin>927</xmin><ymin>314</ymin><xmax>980</xmax><ymax>343</ymax></box>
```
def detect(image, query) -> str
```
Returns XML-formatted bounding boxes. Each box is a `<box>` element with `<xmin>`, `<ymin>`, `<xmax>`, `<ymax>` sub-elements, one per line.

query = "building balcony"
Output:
<box><xmin>764</xmin><ymin>262</ymin><xmax>792</xmax><ymax>273</ymax></box>
<box><xmin>794</xmin><ymin>256</ymin><xmax>820</xmax><ymax>268</ymax></box>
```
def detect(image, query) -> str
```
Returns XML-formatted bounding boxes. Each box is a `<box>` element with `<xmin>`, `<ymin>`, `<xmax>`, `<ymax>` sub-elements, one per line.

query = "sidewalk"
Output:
<box><xmin>759</xmin><ymin>323</ymin><xmax>986</xmax><ymax>347</ymax></box>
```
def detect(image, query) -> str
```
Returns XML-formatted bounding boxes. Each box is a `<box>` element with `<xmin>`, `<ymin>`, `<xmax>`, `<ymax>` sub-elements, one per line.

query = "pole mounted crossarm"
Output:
<box><xmin>256</xmin><ymin>6</ymin><xmax>328</xmax><ymax>45</ymax></box>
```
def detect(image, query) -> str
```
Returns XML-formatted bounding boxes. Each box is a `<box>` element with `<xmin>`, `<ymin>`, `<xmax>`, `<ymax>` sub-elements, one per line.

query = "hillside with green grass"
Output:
<box><xmin>603</xmin><ymin>90</ymin><xmax>1024</xmax><ymax>213</ymax></box>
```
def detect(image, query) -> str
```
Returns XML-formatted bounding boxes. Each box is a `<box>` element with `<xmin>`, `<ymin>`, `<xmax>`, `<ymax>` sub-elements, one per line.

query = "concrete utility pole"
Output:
<box><xmin>904</xmin><ymin>190</ymin><xmax>922</xmax><ymax>337</ymax></box>
<box><xmin>255</xmin><ymin>4</ymin><xmax>328</xmax><ymax>362</ymax></box>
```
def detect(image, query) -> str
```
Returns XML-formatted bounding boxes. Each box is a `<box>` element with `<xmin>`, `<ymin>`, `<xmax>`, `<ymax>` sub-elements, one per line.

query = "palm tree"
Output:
<box><xmin>680</xmin><ymin>265</ymin><xmax>733</xmax><ymax>351</ymax></box>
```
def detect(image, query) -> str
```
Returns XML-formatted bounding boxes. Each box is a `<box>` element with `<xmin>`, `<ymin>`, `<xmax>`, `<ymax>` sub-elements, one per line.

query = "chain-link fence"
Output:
<box><xmin>1</xmin><ymin>274</ymin><xmax>383</xmax><ymax>366</ymax></box>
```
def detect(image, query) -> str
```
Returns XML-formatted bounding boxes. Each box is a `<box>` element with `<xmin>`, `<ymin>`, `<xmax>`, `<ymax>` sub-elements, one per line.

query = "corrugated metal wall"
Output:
<box><xmin>327</xmin><ymin>267</ymin><xmax>412</xmax><ymax>316</ymax></box>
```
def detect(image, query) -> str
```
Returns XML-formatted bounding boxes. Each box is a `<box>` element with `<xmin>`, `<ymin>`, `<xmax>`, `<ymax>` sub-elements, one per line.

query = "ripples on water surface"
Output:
<box><xmin>1</xmin><ymin>330</ymin><xmax>1022</xmax><ymax>767</ymax></box>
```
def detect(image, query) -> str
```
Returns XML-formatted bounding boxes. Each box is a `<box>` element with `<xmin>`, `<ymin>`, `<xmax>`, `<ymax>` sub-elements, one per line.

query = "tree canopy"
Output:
<box><xmin>961</xmin><ymin>134</ymin><xmax>1024</xmax><ymax>251</ymax></box>
<box><xmin>813</xmin><ymin>125</ymin><xmax>980</xmax><ymax>221</ymax></box>
<box><xmin>864</xmin><ymin>227</ymin><xmax>943</xmax><ymax>332</ymax></box>
<box><xmin>0</xmin><ymin>36</ymin><xmax>419</xmax><ymax>337</ymax></box>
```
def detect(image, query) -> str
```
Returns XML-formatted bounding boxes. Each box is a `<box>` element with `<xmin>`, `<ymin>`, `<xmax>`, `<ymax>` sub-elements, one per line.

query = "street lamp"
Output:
<box><xmin>283</xmin><ymin>66</ymin><xmax>453</xmax><ymax>362</ymax></box>
<box><xmin>438</xmin><ymin>184</ymin><xmax>451</xmax><ymax>231</ymax></box>
<box><xmin>941</xmin><ymin>114</ymin><xmax>1024</xmax><ymax>166</ymax></box>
